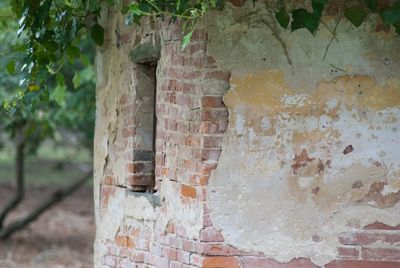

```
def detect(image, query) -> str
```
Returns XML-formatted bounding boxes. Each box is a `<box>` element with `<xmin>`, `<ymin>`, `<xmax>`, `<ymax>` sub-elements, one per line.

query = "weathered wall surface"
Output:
<box><xmin>206</xmin><ymin>1</ymin><xmax>400</xmax><ymax>267</ymax></box>
<box><xmin>94</xmin><ymin>1</ymin><xmax>400</xmax><ymax>268</ymax></box>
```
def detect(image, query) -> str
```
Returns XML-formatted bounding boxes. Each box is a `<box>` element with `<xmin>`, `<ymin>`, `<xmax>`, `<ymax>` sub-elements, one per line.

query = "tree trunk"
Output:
<box><xmin>0</xmin><ymin>130</ymin><xmax>25</xmax><ymax>230</ymax></box>
<box><xmin>0</xmin><ymin>171</ymin><xmax>92</xmax><ymax>239</ymax></box>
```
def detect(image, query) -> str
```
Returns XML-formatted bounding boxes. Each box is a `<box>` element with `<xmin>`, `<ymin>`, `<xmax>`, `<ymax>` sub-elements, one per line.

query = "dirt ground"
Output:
<box><xmin>0</xmin><ymin>183</ymin><xmax>94</xmax><ymax>268</ymax></box>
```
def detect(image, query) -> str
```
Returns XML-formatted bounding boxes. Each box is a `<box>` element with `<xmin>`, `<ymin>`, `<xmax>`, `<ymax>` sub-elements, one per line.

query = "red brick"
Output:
<box><xmin>156</xmin><ymin>256</ymin><xmax>170</xmax><ymax>268</ymax></box>
<box><xmin>175</xmin><ymin>225</ymin><xmax>188</xmax><ymax>238</ymax></box>
<box><xmin>326</xmin><ymin>260</ymin><xmax>400</xmax><ymax>268</ymax></box>
<box><xmin>337</xmin><ymin>247</ymin><xmax>360</xmax><ymax>259</ymax></box>
<box><xmin>204</xmin><ymin>70</ymin><xmax>231</xmax><ymax>81</ymax></box>
<box><xmin>202</xmin><ymin>256</ymin><xmax>241</xmax><ymax>268</ymax></box>
<box><xmin>362</xmin><ymin>247</ymin><xmax>400</xmax><ymax>261</ymax></box>
<box><xmin>130</xmin><ymin>251</ymin><xmax>145</xmax><ymax>262</ymax></box>
<box><xmin>200</xmin><ymin>228</ymin><xmax>224</xmax><ymax>242</ymax></box>
<box><xmin>182</xmin><ymin>239</ymin><xmax>197</xmax><ymax>252</ymax></box>
<box><xmin>115</xmin><ymin>235</ymin><xmax>128</xmax><ymax>247</ymax></box>
<box><xmin>242</xmin><ymin>257</ymin><xmax>319</xmax><ymax>268</ymax></box>
<box><xmin>126</xmin><ymin>162</ymin><xmax>150</xmax><ymax>173</ymax></box>
<box><xmin>203</xmin><ymin>136</ymin><xmax>223</xmax><ymax>148</ymax></box>
<box><xmin>181</xmin><ymin>184</ymin><xmax>197</xmax><ymax>199</ymax></box>
<box><xmin>364</xmin><ymin>222</ymin><xmax>400</xmax><ymax>231</ymax></box>
<box><xmin>127</xmin><ymin>174</ymin><xmax>154</xmax><ymax>187</ymax></box>
<box><xmin>119</xmin><ymin>247</ymin><xmax>131</xmax><ymax>258</ymax></box>
<box><xmin>170</xmin><ymin>261</ymin><xmax>183</xmax><ymax>268</ymax></box>
<box><xmin>103</xmin><ymin>175</ymin><xmax>116</xmax><ymax>185</ymax></box>
<box><xmin>338</xmin><ymin>232</ymin><xmax>400</xmax><ymax>245</ymax></box>
<box><xmin>201</xmin><ymin>96</ymin><xmax>224</xmax><ymax>108</ymax></box>
<box><xmin>177</xmin><ymin>250</ymin><xmax>190</xmax><ymax>263</ymax></box>
<box><xmin>197</xmin><ymin>243</ymin><xmax>244</xmax><ymax>256</ymax></box>
<box><xmin>162</xmin><ymin>247</ymin><xmax>178</xmax><ymax>260</ymax></box>
<box><xmin>169</xmin><ymin>236</ymin><xmax>183</xmax><ymax>249</ymax></box>
<box><xmin>203</xmin><ymin>214</ymin><xmax>213</xmax><ymax>227</ymax></box>
<box><xmin>185</xmin><ymin>135</ymin><xmax>201</xmax><ymax>147</ymax></box>
<box><xmin>189</xmin><ymin>254</ymin><xmax>204</xmax><ymax>266</ymax></box>
<box><xmin>100</xmin><ymin>186</ymin><xmax>116</xmax><ymax>214</ymax></box>
<box><xmin>201</xmin><ymin>109</ymin><xmax>229</xmax><ymax>122</ymax></box>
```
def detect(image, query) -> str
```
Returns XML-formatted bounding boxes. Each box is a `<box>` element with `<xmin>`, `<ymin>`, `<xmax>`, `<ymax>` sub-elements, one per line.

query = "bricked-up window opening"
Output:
<box><xmin>128</xmin><ymin>63</ymin><xmax>157</xmax><ymax>193</ymax></box>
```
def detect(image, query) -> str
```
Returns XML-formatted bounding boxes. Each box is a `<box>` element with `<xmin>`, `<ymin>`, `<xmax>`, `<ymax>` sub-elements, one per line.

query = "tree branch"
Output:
<box><xmin>0</xmin><ymin>171</ymin><xmax>92</xmax><ymax>240</ymax></box>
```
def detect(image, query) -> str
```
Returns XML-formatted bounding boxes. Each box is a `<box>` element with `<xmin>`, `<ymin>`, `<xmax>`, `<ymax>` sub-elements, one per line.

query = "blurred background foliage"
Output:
<box><xmin>0</xmin><ymin>0</ymin><xmax>95</xmax><ymax>185</ymax></box>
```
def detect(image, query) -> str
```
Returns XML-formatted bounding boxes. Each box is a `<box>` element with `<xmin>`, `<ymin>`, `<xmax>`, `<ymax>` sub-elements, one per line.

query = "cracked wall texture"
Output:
<box><xmin>206</xmin><ymin>2</ymin><xmax>400</xmax><ymax>266</ymax></box>
<box><xmin>94</xmin><ymin>2</ymin><xmax>400</xmax><ymax>268</ymax></box>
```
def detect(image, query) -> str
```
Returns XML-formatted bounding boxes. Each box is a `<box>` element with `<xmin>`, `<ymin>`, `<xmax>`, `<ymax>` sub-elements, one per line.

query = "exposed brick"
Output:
<box><xmin>338</xmin><ymin>232</ymin><xmax>400</xmax><ymax>246</ymax></box>
<box><xmin>202</xmin><ymin>256</ymin><xmax>241</xmax><ymax>268</ymax></box>
<box><xmin>242</xmin><ymin>257</ymin><xmax>319</xmax><ymax>268</ymax></box>
<box><xmin>170</xmin><ymin>261</ymin><xmax>184</xmax><ymax>268</ymax></box>
<box><xmin>326</xmin><ymin>260</ymin><xmax>400</xmax><ymax>268</ymax></box>
<box><xmin>362</xmin><ymin>247</ymin><xmax>400</xmax><ymax>261</ymax></box>
<box><xmin>162</xmin><ymin>247</ymin><xmax>178</xmax><ymax>260</ymax></box>
<box><xmin>119</xmin><ymin>247</ymin><xmax>131</xmax><ymax>258</ymax></box>
<box><xmin>337</xmin><ymin>247</ymin><xmax>360</xmax><ymax>259</ymax></box>
<box><xmin>130</xmin><ymin>251</ymin><xmax>145</xmax><ymax>263</ymax></box>
<box><xmin>198</xmin><ymin>243</ymin><xmax>244</xmax><ymax>256</ymax></box>
<box><xmin>189</xmin><ymin>254</ymin><xmax>204</xmax><ymax>266</ymax></box>
<box><xmin>201</xmin><ymin>109</ymin><xmax>229</xmax><ymax>123</ymax></box>
<box><xmin>103</xmin><ymin>175</ymin><xmax>116</xmax><ymax>185</ymax></box>
<box><xmin>203</xmin><ymin>136</ymin><xmax>223</xmax><ymax>148</ymax></box>
<box><xmin>126</xmin><ymin>162</ymin><xmax>147</xmax><ymax>173</ymax></box>
<box><xmin>156</xmin><ymin>256</ymin><xmax>170</xmax><ymax>268</ymax></box>
<box><xmin>177</xmin><ymin>250</ymin><xmax>190</xmax><ymax>264</ymax></box>
<box><xmin>363</xmin><ymin>222</ymin><xmax>400</xmax><ymax>231</ymax></box>
<box><xmin>115</xmin><ymin>235</ymin><xmax>128</xmax><ymax>247</ymax></box>
<box><xmin>200</xmin><ymin>228</ymin><xmax>224</xmax><ymax>242</ymax></box>
<box><xmin>182</xmin><ymin>239</ymin><xmax>197</xmax><ymax>252</ymax></box>
<box><xmin>181</xmin><ymin>184</ymin><xmax>197</xmax><ymax>199</ymax></box>
<box><xmin>204</xmin><ymin>70</ymin><xmax>231</xmax><ymax>81</ymax></box>
<box><xmin>203</xmin><ymin>214</ymin><xmax>213</xmax><ymax>227</ymax></box>
<box><xmin>169</xmin><ymin>236</ymin><xmax>183</xmax><ymax>249</ymax></box>
<box><xmin>201</xmin><ymin>96</ymin><xmax>224</xmax><ymax>108</ymax></box>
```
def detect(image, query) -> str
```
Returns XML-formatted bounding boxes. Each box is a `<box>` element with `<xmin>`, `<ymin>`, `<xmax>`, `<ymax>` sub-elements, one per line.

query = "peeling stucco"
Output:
<box><xmin>206</xmin><ymin>2</ymin><xmax>400</xmax><ymax>266</ymax></box>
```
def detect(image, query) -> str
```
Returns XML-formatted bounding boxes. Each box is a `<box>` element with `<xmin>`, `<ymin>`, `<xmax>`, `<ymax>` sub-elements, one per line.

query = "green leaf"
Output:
<box><xmin>312</xmin><ymin>0</ymin><xmax>326</xmax><ymax>16</ymax></box>
<box><xmin>50</xmin><ymin>84</ymin><xmax>66</xmax><ymax>106</ymax></box>
<box><xmin>291</xmin><ymin>8</ymin><xmax>321</xmax><ymax>33</ymax></box>
<box><xmin>80</xmin><ymin>54</ymin><xmax>90</xmax><ymax>66</ymax></box>
<box><xmin>380</xmin><ymin>4</ymin><xmax>400</xmax><ymax>25</ymax></box>
<box><xmin>66</xmin><ymin>46</ymin><xmax>80</xmax><ymax>61</ymax></box>
<box><xmin>275</xmin><ymin>8</ymin><xmax>290</xmax><ymax>29</ymax></box>
<box><xmin>6</xmin><ymin>61</ymin><xmax>16</xmax><ymax>75</ymax></box>
<box><xmin>364</xmin><ymin>0</ymin><xmax>377</xmax><ymax>12</ymax></box>
<box><xmin>291</xmin><ymin>8</ymin><xmax>308</xmax><ymax>31</ymax></box>
<box><xmin>181</xmin><ymin>31</ymin><xmax>192</xmax><ymax>50</ymax></box>
<box><xmin>129</xmin><ymin>3</ymin><xmax>145</xmax><ymax>16</ymax></box>
<box><xmin>345</xmin><ymin>7</ymin><xmax>367</xmax><ymax>27</ymax></box>
<box><xmin>73</xmin><ymin>67</ymin><xmax>94</xmax><ymax>89</ymax></box>
<box><xmin>56</xmin><ymin>73</ymin><xmax>65</xmax><ymax>86</ymax></box>
<box><xmin>91</xmin><ymin>24</ymin><xmax>104</xmax><ymax>46</ymax></box>
<box><xmin>304</xmin><ymin>13</ymin><xmax>321</xmax><ymax>34</ymax></box>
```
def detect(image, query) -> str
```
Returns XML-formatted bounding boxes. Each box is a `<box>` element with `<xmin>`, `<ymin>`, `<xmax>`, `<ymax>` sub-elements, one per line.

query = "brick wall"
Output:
<box><xmin>95</xmin><ymin>6</ymin><xmax>400</xmax><ymax>268</ymax></box>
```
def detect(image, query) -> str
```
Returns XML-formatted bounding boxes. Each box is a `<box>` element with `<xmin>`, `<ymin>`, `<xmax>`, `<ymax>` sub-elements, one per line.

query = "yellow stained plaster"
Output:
<box><xmin>226</xmin><ymin>70</ymin><xmax>400</xmax><ymax>119</ymax></box>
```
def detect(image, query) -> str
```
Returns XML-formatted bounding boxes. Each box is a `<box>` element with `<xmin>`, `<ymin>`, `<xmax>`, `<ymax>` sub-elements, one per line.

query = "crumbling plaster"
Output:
<box><xmin>205</xmin><ymin>2</ymin><xmax>400</xmax><ymax>266</ymax></box>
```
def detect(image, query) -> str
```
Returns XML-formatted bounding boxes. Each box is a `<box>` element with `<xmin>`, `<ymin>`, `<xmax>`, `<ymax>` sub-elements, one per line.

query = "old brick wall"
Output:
<box><xmin>94</xmin><ymin>2</ymin><xmax>400</xmax><ymax>268</ymax></box>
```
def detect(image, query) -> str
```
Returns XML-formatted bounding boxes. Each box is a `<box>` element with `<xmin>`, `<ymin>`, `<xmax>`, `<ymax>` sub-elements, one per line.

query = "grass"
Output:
<box><xmin>0</xmin><ymin>140</ymin><xmax>92</xmax><ymax>186</ymax></box>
